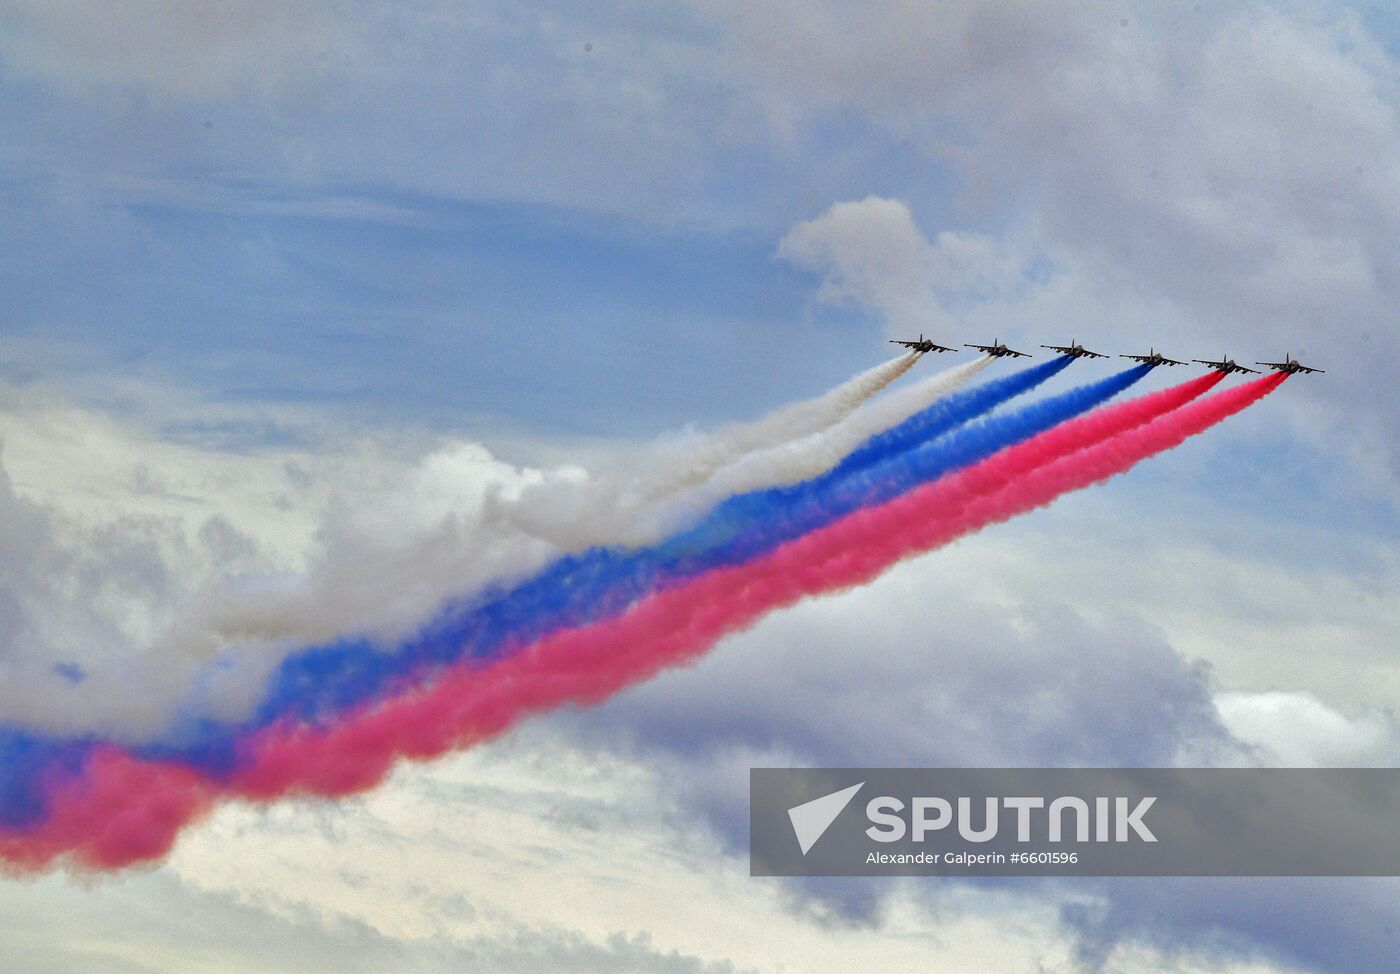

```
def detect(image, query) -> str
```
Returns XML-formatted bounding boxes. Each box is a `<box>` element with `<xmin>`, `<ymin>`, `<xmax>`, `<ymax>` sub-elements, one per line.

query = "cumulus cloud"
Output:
<box><xmin>0</xmin><ymin>432</ymin><xmax>330</xmax><ymax>741</ymax></box>
<box><xmin>188</xmin><ymin>439</ymin><xmax>548</xmax><ymax>652</ymax></box>
<box><xmin>778</xmin><ymin>196</ymin><xmax>1024</xmax><ymax>335</ymax></box>
<box><xmin>0</xmin><ymin>446</ymin><xmax>223</xmax><ymax>734</ymax></box>
<box><xmin>0</xmin><ymin>394</ymin><xmax>551</xmax><ymax>738</ymax></box>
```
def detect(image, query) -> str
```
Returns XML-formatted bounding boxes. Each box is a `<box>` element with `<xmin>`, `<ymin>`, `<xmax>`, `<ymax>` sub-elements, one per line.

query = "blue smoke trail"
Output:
<box><xmin>831</xmin><ymin>357</ymin><xmax>1069</xmax><ymax>478</ymax></box>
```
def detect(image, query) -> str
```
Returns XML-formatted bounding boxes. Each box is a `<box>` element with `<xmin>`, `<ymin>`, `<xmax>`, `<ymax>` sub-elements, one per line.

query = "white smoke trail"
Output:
<box><xmin>655</xmin><ymin>351</ymin><xmax>921</xmax><ymax>486</ymax></box>
<box><xmin>505</xmin><ymin>352</ymin><xmax>921</xmax><ymax>548</ymax></box>
<box><xmin>0</xmin><ymin>352</ymin><xmax>946</xmax><ymax>739</ymax></box>
<box><xmin>614</xmin><ymin>356</ymin><xmax>993</xmax><ymax>544</ymax></box>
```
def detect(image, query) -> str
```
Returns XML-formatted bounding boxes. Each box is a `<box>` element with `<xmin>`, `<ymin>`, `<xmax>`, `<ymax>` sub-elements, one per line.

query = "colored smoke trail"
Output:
<box><xmin>154</xmin><ymin>360</ymin><xmax>1114</xmax><ymax>760</ymax></box>
<box><xmin>0</xmin><ymin>357</ymin><xmax>1124</xmax><ymax>803</ymax></box>
<box><xmin>229</xmin><ymin>372</ymin><xmax>1274</xmax><ymax>789</ymax></box>
<box><xmin>0</xmin><ymin>370</ymin><xmax>1268</xmax><ymax>872</ymax></box>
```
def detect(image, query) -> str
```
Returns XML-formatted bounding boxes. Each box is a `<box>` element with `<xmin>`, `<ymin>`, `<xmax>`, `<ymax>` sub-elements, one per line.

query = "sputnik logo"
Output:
<box><xmin>787</xmin><ymin>782</ymin><xmax>864</xmax><ymax>855</ymax></box>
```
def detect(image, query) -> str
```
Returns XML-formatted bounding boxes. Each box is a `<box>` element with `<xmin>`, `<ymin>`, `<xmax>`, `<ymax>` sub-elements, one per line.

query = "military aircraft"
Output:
<box><xmin>1120</xmin><ymin>348</ymin><xmax>1187</xmax><ymax>367</ymax></box>
<box><xmin>890</xmin><ymin>334</ymin><xmax>958</xmax><ymax>354</ymax></box>
<box><xmin>1041</xmin><ymin>340</ymin><xmax>1108</xmax><ymax>359</ymax></box>
<box><xmin>1193</xmin><ymin>355</ymin><xmax>1260</xmax><ymax>375</ymax></box>
<box><xmin>1256</xmin><ymin>353</ymin><xmax>1324</xmax><ymax>375</ymax></box>
<box><xmin>965</xmin><ymin>338</ymin><xmax>1032</xmax><ymax>358</ymax></box>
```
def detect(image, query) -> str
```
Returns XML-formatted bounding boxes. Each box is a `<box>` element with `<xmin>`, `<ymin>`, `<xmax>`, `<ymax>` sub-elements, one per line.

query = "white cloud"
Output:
<box><xmin>0</xmin><ymin>387</ymin><xmax>551</xmax><ymax>738</ymax></box>
<box><xmin>1216</xmin><ymin>690</ymin><xmax>1400</xmax><ymax>767</ymax></box>
<box><xmin>778</xmin><ymin>196</ymin><xmax>1024</xmax><ymax>336</ymax></box>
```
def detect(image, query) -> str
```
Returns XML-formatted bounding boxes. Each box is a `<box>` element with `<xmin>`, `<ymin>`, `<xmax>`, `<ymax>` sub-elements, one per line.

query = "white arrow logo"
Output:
<box><xmin>787</xmin><ymin>782</ymin><xmax>864</xmax><ymax>855</ymax></box>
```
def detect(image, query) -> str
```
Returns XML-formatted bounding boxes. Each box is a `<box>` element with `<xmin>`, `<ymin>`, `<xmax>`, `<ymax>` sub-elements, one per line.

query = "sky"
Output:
<box><xmin>1</xmin><ymin>1</ymin><xmax>1399</xmax><ymax>971</ymax></box>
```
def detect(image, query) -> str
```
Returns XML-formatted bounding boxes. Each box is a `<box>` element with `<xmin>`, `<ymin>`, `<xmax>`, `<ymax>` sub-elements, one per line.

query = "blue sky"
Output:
<box><xmin>4</xmin><ymin>185</ymin><xmax>857</xmax><ymax>434</ymax></box>
<box><xmin>3</xmin><ymin>2</ymin><xmax>1400</xmax><ymax>972</ymax></box>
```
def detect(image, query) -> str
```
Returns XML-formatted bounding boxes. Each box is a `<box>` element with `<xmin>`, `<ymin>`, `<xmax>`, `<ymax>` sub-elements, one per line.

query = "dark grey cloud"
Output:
<box><xmin>539</xmin><ymin>562</ymin><xmax>1228</xmax><ymax>926</ymax></box>
<box><xmin>1062</xmin><ymin>876</ymin><xmax>1400</xmax><ymax>974</ymax></box>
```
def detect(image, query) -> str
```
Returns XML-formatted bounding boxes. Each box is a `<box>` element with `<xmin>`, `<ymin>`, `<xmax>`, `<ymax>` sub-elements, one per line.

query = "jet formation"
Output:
<box><xmin>889</xmin><ymin>337</ymin><xmax>1325</xmax><ymax>375</ymax></box>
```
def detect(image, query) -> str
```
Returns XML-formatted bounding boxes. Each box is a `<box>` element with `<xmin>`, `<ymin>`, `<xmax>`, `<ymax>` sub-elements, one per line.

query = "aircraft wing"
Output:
<box><xmin>1007</xmin><ymin>348</ymin><xmax>1032</xmax><ymax>358</ymax></box>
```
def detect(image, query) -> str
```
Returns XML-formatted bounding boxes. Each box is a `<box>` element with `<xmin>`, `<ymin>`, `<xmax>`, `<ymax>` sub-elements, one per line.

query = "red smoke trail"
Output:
<box><xmin>1</xmin><ymin>371</ymin><xmax>1280</xmax><ymax>871</ymax></box>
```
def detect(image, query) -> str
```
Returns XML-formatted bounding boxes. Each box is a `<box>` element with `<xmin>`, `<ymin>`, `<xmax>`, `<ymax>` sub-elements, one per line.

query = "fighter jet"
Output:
<box><xmin>1193</xmin><ymin>354</ymin><xmax>1260</xmax><ymax>375</ymax></box>
<box><xmin>1041</xmin><ymin>340</ymin><xmax>1108</xmax><ymax>359</ymax></box>
<box><xmin>965</xmin><ymin>338</ymin><xmax>1032</xmax><ymax>358</ymax></box>
<box><xmin>1256</xmin><ymin>353</ymin><xmax>1324</xmax><ymax>375</ymax></box>
<box><xmin>1120</xmin><ymin>348</ymin><xmax>1186</xmax><ymax>367</ymax></box>
<box><xmin>890</xmin><ymin>334</ymin><xmax>957</xmax><ymax>354</ymax></box>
